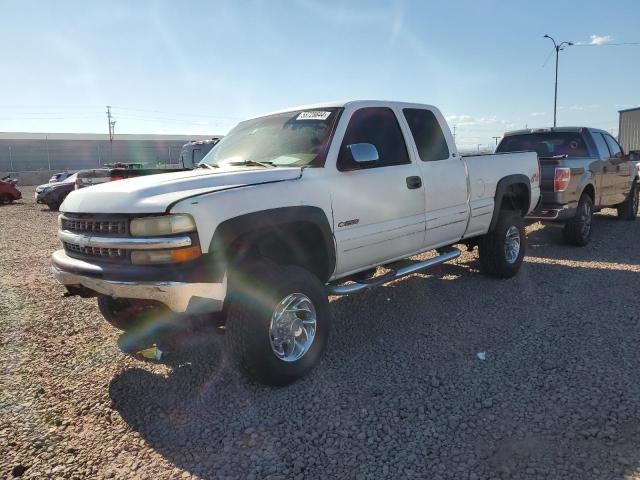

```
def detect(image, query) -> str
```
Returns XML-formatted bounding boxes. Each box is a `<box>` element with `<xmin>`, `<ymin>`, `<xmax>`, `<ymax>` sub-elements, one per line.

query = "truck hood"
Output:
<box><xmin>61</xmin><ymin>166</ymin><xmax>302</xmax><ymax>214</ymax></box>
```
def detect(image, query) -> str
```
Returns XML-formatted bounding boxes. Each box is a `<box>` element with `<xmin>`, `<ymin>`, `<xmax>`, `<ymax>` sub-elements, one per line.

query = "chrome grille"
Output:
<box><xmin>63</xmin><ymin>242</ymin><xmax>126</xmax><ymax>259</ymax></box>
<box><xmin>62</xmin><ymin>217</ymin><xmax>127</xmax><ymax>235</ymax></box>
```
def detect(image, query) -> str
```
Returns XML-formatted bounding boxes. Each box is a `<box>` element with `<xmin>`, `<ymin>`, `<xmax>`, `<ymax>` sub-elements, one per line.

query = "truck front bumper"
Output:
<box><xmin>51</xmin><ymin>250</ymin><xmax>226</xmax><ymax>313</ymax></box>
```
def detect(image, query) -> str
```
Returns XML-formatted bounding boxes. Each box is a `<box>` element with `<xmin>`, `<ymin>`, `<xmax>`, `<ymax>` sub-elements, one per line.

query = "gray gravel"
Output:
<box><xmin>2</xmin><ymin>187</ymin><xmax>640</xmax><ymax>479</ymax></box>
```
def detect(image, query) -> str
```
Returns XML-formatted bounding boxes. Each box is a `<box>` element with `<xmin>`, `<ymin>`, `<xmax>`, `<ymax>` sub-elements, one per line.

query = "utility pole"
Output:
<box><xmin>8</xmin><ymin>146</ymin><xmax>13</xmax><ymax>172</ymax></box>
<box><xmin>543</xmin><ymin>35</ymin><xmax>573</xmax><ymax>128</ymax></box>
<box><xmin>477</xmin><ymin>144</ymin><xmax>482</xmax><ymax>153</ymax></box>
<box><xmin>106</xmin><ymin>106</ymin><xmax>116</xmax><ymax>162</ymax></box>
<box><xmin>492</xmin><ymin>136</ymin><xmax>501</xmax><ymax>146</ymax></box>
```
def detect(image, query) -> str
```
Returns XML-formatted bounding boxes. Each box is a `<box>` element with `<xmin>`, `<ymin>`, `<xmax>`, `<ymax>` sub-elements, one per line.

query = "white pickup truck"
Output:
<box><xmin>53</xmin><ymin>100</ymin><xmax>540</xmax><ymax>385</ymax></box>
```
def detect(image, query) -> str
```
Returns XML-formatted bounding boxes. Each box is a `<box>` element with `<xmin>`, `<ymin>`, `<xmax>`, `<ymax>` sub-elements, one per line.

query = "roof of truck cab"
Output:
<box><xmin>503</xmin><ymin>127</ymin><xmax>609</xmax><ymax>136</ymax></box>
<box><xmin>252</xmin><ymin>100</ymin><xmax>440</xmax><ymax>120</ymax></box>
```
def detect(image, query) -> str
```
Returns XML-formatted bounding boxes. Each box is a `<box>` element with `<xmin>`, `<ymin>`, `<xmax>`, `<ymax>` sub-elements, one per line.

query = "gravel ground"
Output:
<box><xmin>2</xmin><ymin>187</ymin><xmax>640</xmax><ymax>479</ymax></box>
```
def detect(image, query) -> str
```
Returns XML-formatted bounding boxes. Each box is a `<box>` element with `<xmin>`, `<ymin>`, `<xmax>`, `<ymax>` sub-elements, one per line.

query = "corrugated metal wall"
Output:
<box><xmin>0</xmin><ymin>138</ymin><xmax>190</xmax><ymax>171</ymax></box>
<box><xmin>620</xmin><ymin>109</ymin><xmax>640</xmax><ymax>152</ymax></box>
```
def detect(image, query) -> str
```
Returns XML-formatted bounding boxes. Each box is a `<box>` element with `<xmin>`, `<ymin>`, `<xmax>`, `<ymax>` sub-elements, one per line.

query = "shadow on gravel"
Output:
<box><xmin>526</xmin><ymin>212</ymin><xmax>640</xmax><ymax>265</ymax></box>
<box><xmin>108</xmin><ymin>218</ymin><xmax>640</xmax><ymax>479</ymax></box>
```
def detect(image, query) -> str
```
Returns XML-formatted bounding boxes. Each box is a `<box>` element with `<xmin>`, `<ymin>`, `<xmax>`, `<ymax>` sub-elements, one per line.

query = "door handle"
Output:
<box><xmin>406</xmin><ymin>176</ymin><xmax>422</xmax><ymax>189</ymax></box>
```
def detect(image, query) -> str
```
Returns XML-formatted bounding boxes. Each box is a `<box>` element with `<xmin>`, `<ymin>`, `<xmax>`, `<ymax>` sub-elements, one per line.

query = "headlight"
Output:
<box><xmin>129</xmin><ymin>214</ymin><xmax>196</xmax><ymax>237</ymax></box>
<box><xmin>131</xmin><ymin>246</ymin><xmax>202</xmax><ymax>265</ymax></box>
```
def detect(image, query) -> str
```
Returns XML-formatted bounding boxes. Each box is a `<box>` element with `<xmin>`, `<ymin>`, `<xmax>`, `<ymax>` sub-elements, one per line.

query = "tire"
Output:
<box><xmin>477</xmin><ymin>210</ymin><xmax>526</xmax><ymax>278</ymax></box>
<box><xmin>47</xmin><ymin>202</ymin><xmax>60</xmax><ymax>211</ymax></box>
<box><xmin>0</xmin><ymin>193</ymin><xmax>12</xmax><ymax>204</ymax></box>
<box><xmin>616</xmin><ymin>181</ymin><xmax>638</xmax><ymax>221</ymax></box>
<box><xmin>97</xmin><ymin>295</ymin><xmax>169</xmax><ymax>331</ymax></box>
<box><xmin>226</xmin><ymin>262</ymin><xmax>330</xmax><ymax>386</ymax></box>
<box><xmin>562</xmin><ymin>193</ymin><xmax>593</xmax><ymax>246</ymax></box>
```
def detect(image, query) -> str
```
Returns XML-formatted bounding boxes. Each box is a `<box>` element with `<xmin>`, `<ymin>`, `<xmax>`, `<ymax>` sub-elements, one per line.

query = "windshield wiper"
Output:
<box><xmin>196</xmin><ymin>163</ymin><xmax>218</xmax><ymax>169</ymax></box>
<box><xmin>228</xmin><ymin>159</ymin><xmax>275</xmax><ymax>168</ymax></box>
<box><xmin>539</xmin><ymin>154</ymin><xmax>569</xmax><ymax>160</ymax></box>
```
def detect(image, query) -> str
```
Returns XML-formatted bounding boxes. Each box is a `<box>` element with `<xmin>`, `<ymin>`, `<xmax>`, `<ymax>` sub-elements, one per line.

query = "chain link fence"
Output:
<box><xmin>0</xmin><ymin>138</ymin><xmax>193</xmax><ymax>172</ymax></box>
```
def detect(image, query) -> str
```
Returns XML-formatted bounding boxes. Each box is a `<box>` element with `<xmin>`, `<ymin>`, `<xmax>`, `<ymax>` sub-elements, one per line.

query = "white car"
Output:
<box><xmin>53</xmin><ymin>100</ymin><xmax>540</xmax><ymax>385</ymax></box>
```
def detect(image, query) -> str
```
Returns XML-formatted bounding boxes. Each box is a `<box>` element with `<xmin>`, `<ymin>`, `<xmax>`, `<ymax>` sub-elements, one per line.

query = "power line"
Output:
<box><xmin>572</xmin><ymin>42</ymin><xmax>640</xmax><ymax>47</ymax></box>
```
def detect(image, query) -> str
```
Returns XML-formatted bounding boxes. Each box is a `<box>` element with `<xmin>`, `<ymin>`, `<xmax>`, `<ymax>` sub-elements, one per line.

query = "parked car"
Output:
<box><xmin>48</xmin><ymin>171</ymin><xmax>73</xmax><ymax>183</ymax></box>
<box><xmin>35</xmin><ymin>172</ymin><xmax>78</xmax><ymax>210</ymax></box>
<box><xmin>75</xmin><ymin>161</ymin><xmax>205</xmax><ymax>189</ymax></box>
<box><xmin>0</xmin><ymin>175</ymin><xmax>22</xmax><ymax>204</ymax></box>
<box><xmin>52</xmin><ymin>100</ymin><xmax>540</xmax><ymax>385</ymax></box>
<box><xmin>497</xmin><ymin>127</ymin><xmax>639</xmax><ymax>246</ymax></box>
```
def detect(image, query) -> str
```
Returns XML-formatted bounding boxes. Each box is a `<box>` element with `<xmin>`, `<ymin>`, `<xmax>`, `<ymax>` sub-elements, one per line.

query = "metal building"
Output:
<box><xmin>0</xmin><ymin>132</ymin><xmax>220</xmax><ymax>172</ymax></box>
<box><xmin>619</xmin><ymin>107</ymin><xmax>640</xmax><ymax>153</ymax></box>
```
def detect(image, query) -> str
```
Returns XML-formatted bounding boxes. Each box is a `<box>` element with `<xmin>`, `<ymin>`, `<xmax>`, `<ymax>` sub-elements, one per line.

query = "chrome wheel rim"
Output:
<box><xmin>504</xmin><ymin>225</ymin><xmax>521</xmax><ymax>264</ymax></box>
<box><xmin>580</xmin><ymin>201</ymin><xmax>592</xmax><ymax>237</ymax></box>
<box><xmin>269</xmin><ymin>293</ymin><xmax>317</xmax><ymax>362</ymax></box>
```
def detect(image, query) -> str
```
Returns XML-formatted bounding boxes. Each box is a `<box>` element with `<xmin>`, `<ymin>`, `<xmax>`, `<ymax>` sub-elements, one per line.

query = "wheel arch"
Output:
<box><xmin>488</xmin><ymin>174</ymin><xmax>531</xmax><ymax>231</ymax></box>
<box><xmin>210</xmin><ymin>206</ymin><xmax>336</xmax><ymax>282</ymax></box>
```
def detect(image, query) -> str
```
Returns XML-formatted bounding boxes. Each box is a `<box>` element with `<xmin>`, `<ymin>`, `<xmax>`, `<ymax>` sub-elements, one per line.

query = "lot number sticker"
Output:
<box><xmin>296</xmin><ymin>111</ymin><xmax>332</xmax><ymax>121</ymax></box>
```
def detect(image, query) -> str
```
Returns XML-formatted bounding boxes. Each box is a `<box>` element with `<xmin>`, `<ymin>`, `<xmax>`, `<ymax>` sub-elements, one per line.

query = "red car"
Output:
<box><xmin>0</xmin><ymin>176</ymin><xmax>22</xmax><ymax>204</ymax></box>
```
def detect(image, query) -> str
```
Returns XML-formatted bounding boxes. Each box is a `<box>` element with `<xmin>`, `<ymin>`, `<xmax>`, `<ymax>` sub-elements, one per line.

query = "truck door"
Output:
<box><xmin>603</xmin><ymin>133</ymin><xmax>631</xmax><ymax>204</ymax></box>
<box><xmin>402</xmin><ymin>108</ymin><xmax>468</xmax><ymax>249</ymax></box>
<box><xmin>329</xmin><ymin>107</ymin><xmax>426</xmax><ymax>276</ymax></box>
<box><xmin>591</xmin><ymin>131</ymin><xmax>612</xmax><ymax>205</ymax></box>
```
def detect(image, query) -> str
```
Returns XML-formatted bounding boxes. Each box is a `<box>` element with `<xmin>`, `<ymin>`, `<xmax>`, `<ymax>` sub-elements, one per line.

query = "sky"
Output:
<box><xmin>1</xmin><ymin>0</ymin><xmax>639</xmax><ymax>150</ymax></box>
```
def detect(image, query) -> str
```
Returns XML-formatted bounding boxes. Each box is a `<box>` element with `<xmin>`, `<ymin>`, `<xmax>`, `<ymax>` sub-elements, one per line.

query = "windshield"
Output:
<box><xmin>201</xmin><ymin>108</ymin><xmax>341</xmax><ymax>168</ymax></box>
<box><xmin>62</xmin><ymin>173</ymin><xmax>78</xmax><ymax>183</ymax></box>
<box><xmin>497</xmin><ymin>132</ymin><xmax>590</xmax><ymax>158</ymax></box>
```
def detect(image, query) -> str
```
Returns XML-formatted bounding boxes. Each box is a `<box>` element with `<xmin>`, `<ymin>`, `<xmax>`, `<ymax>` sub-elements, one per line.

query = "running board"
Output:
<box><xmin>326</xmin><ymin>247</ymin><xmax>462</xmax><ymax>295</ymax></box>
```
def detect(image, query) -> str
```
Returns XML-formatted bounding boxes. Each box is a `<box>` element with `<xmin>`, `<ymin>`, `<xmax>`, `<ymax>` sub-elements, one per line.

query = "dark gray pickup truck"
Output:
<box><xmin>497</xmin><ymin>127</ymin><xmax>639</xmax><ymax>246</ymax></box>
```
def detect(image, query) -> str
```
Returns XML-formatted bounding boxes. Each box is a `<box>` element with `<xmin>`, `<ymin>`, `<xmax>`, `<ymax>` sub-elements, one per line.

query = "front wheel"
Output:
<box><xmin>617</xmin><ymin>182</ymin><xmax>638</xmax><ymax>221</ymax></box>
<box><xmin>563</xmin><ymin>194</ymin><xmax>593</xmax><ymax>246</ymax></box>
<box><xmin>226</xmin><ymin>262</ymin><xmax>330</xmax><ymax>386</ymax></box>
<box><xmin>477</xmin><ymin>210</ymin><xmax>526</xmax><ymax>278</ymax></box>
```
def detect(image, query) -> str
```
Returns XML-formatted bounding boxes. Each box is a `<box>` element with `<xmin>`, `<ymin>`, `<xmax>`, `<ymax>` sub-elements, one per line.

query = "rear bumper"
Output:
<box><xmin>51</xmin><ymin>250</ymin><xmax>226</xmax><ymax>313</ymax></box>
<box><xmin>527</xmin><ymin>204</ymin><xmax>576</xmax><ymax>222</ymax></box>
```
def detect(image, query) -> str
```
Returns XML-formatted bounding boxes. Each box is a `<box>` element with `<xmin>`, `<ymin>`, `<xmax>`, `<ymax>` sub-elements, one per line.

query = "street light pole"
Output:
<box><xmin>544</xmin><ymin>35</ymin><xmax>573</xmax><ymax>128</ymax></box>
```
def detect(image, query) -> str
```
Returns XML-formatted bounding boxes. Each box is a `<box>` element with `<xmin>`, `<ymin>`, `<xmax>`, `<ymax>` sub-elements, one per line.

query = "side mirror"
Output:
<box><xmin>347</xmin><ymin>143</ymin><xmax>379</xmax><ymax>164</ymax></box>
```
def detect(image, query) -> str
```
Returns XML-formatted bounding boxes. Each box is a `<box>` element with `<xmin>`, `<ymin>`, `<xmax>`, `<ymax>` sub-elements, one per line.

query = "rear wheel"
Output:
<box><xmin>563</xmin><ymin>194</ymin><xmax>593</xmax><ymax>246</ymax></box>
<box><xmin>0</xmin><ymin>193</ymin><xmax>13</xmax><ymax>204</ymax></box>
<box><xmin>617</xmin><ymin>181</ymin><xmax>638</xmax><ymax>221</ymax></box>
<box><xmin>477</xmin><ymin>210</ymin><xmax>526</xmax><ymax>278</ymax></box>
<box><xmin>226</xmin><ymin>262</ymin><xmax>330</xmax><ymax>386</ymax></box>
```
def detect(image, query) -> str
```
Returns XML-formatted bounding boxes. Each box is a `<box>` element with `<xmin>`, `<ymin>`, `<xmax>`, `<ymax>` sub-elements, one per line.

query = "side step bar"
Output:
<box><xmin>326</xmin><ymin>247</ymin><xmax>461</xmax><ymax>295</ymax></box>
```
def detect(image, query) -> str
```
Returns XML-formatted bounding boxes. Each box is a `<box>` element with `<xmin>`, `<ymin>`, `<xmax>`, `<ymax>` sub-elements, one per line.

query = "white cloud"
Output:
<box><xmin>530</xmin><ymin>112</ymin><xmax>546</xmax><ymax>117</ymax></box>
<box><xmin>589</xmin><ymin>34</ymin><xmax>613</xmax><ymax>45</ymax></box>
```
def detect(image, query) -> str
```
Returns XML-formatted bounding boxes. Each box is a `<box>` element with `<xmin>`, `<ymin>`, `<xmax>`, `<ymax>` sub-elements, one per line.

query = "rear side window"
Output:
<box><xmin>338</xmin><ymin>107</ymin><xmax>410</xmax><ymax>170</ymax></box>
<box><xmin>604</xmin><ymin>134</ymin><xmax>623</xmax><ymax>157</ymax></box>
<box><xmin>497</xmin><ymin>132</ymin><xmax>590</xmax><ymax>158</ymax></box>
<box><xmin>592</xmin><ymin>133</ymin><xmax>611</xmax><ymax>159</ymax></box>
<box><xmin>403</xmin><ymin>108</ymin><xmax>450</xmax><ymax>161</ymax></box>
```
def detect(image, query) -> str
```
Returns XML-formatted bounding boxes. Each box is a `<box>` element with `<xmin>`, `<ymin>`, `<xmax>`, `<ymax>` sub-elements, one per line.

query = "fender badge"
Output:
<box><xmin>338</xmin><ymin>219</ymin><xmax>359</xmax><ymax>228</ymax></box>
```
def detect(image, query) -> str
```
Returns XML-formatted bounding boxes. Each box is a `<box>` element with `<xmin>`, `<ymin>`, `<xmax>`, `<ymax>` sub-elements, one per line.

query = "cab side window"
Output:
<box><xmin>604</xmin><ymin>134</ymin><xmax>623</xmax><ymax>157</ymax></box>
<box><xmin>337</xmin><ymin>107</ymin><xmax>410</xmax><ymax>170</ymax></box>
<box><xmin>403</xmin><ymin>108</ymin><xmax>450</xmax><ymax>161</ymax></box>
<box><xmin>592</xmin><ymin>133</ymin><xmax>611</xmax><ymax>159</ymax></box>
